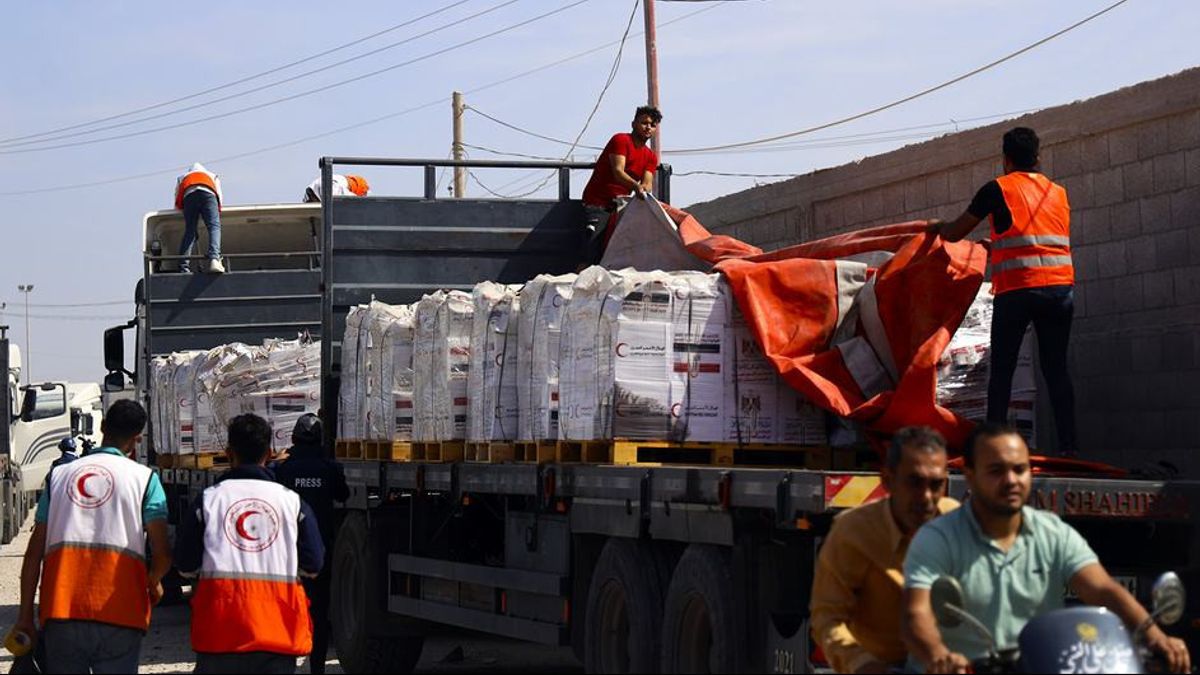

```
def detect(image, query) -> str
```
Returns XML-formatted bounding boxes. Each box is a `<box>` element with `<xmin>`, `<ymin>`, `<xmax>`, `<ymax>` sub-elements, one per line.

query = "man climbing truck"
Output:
<box><xmin>104</xmin><ymin>157</ymin><xmax>1200</xmax><ymax>674</ymax></box>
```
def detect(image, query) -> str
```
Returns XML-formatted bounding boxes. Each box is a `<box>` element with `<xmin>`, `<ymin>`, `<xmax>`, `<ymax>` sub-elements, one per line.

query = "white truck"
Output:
<box><xmin>1</xmin><ymin>325</ymin><xmax>103</xmax><ymax>543</ymax></box>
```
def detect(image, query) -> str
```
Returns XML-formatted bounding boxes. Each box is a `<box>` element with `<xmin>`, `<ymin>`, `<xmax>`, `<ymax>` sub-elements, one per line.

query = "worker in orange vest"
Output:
<box><xmin>303</xmin><ymin>174</ymin><xmax>369</xmax><ymax>202</ymax></box>
<box><xmin>175</xmin><ymin>413</ymin><xmax>324</xmax><ymax>674</ymax></box>
<box><xmin>930</xmin><ymin>127</ymin><xmax>1078</xmax><ymax>456</ymax></box>
<box><xmin>175</xmin><ymin>162</ymin><xmax>225</xmax><ymax>274</ymax></box>
<box><xmin>15</xmin><ymin>399</ymin><xmax>171</xmax><ymax>673</ymax></box>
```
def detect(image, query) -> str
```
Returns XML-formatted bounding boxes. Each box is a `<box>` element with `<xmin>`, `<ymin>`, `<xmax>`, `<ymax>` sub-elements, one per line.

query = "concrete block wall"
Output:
<box><xmin>688</xmin><ymin>68</ymin><xmax>1200</xmax><ymax>474</ymax></box>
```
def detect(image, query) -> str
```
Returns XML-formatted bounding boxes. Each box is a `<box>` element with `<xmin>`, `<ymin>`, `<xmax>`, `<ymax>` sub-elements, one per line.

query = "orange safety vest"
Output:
<box><xmin>190</xmin><ymin>478</ymin><xmax>312</xmax><ymax>656</ymax></box>
<box><xmin>989</xmin><ymin>172</ymin><xmax>1073</xmax><ymax>294</ymax></box>
<box><xmin>175</xmin><ymin>171</ymin><xmax>222</xmax><ymax>210</ymax></box>
<box><xmin>40</xmin><ymin>453</ymin><xmax>154</xmax><ymax>631</ymax></box>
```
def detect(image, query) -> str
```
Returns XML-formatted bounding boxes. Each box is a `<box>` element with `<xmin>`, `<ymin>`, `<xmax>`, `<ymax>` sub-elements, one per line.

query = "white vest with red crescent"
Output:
<box><xmin>191</xmin><ymin>478</ymin><xmax>312</xmax><ymax>655</ymax></box>
<box><xmin>42</xmin><ymin>452</ymin><xmax>153</xmax><ymax>630</ymax></box>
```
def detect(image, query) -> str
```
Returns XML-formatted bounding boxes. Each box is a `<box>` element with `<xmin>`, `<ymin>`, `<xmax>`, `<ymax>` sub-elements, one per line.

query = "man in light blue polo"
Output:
<box><xmin>900</xmin><ymin>422</ymin><xmax>1190</xmax><ymax>674</ymax></box>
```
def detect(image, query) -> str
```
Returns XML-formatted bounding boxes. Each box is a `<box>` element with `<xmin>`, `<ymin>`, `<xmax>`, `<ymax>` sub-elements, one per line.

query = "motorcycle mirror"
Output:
<box><xmin>1151</xmin><ymin>572</ymin><xmax>1186</xmax><ymax>627</ymax></box>
<box><xmin>931</xmin><ymin>576</ymin><xmax>966</xmax><ymax>628</ymax></box>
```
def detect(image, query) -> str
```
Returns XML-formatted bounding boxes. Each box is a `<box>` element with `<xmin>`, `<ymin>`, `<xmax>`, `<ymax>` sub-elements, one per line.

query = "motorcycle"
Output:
<box><xmin>931</xmin><ymin>572</ymin><xmax>1187</xmax><ymax>673</ymax></box>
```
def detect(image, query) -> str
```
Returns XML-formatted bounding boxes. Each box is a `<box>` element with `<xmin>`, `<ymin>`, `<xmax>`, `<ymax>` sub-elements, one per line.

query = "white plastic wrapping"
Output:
<box><xmin>338</xmin><ymin>305</ymin><xmax>369</xmax><ymax>440</ymax></box>
<box><xmin>413</xmin><ymin>290</ymin><xmax>474</xmax><ymax>441</ymax></box>
<box><xmin>516</xmin><ymin>274</ymin><xmax>576</xmax><ymax>441</ymax></box>
<box><xmin>379</xmin><ymin>303</ymin><xmax>417</xmax><ymax>442</ymax></box>
<box><xmin>938</xmin><ymin>282</ymin><xmax>1037</xmax><ymax>443</ymax></box>
<box><xmin>468</xmin><ymin>282</ymin><xmax>521</xmax><ymax>442</ymax></box>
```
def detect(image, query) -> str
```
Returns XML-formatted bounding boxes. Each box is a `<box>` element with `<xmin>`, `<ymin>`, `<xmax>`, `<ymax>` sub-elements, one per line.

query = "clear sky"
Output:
<box><xmin>1</xmin><ymin>0</ymin><xmax>1195</xmax><ymax>383</ymax></box>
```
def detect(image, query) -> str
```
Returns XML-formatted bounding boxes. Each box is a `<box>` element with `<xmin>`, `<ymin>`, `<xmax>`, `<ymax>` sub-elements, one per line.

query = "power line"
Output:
<box><xmin>0</xmin><ymin>1</ymin><xmax>589</xmax><ymax>156</ymax></box>
<box><xmin>467</xmin><ymin>106</ymin><xmax>604</xmax><ymax>150</ymax></box>
<box><xmin>675</xmin><ymin>170</ymin><xmax>800</xmax><ymax>178</ymax></box>
<box><xmin>668</xmin><ymin>0</ymin><xmax>1132</xmax><ymax>154</ymax></box>
<box><xmin>0</xmin><ymin>0</ymin><xmax>478</xmax><ymax>147</ymax></box>
<box><xmin>3</xmin><ymin>300</ymin><xmax>132</xmax><ymax>308</ymax></box>
<box><xmin>481</xmin><ymin>0</ymin><xmax>642</xmax><ymax>199</ymax></box>
<box><xmin>0</xmin><ymin>0</ymin><xmax>521</xmax><ymax>150</ymax></box>
<box><xmin>0</xmin><ymin>2</ymin><xmax>724</xmax><ymax>197</ymax></box>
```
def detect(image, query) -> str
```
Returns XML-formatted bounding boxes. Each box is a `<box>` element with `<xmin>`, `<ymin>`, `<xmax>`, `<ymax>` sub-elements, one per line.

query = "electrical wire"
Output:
<box><xmin>466</xmin><ymin>107</ymin><xmax>604</xmax><ymax>151</ymax></box>
<box><xmin>0</xmin><ymin>0</ymin><xmax>478</xmax><ymax>146</ymax></box>
<box><xmin>668</xmin><ymin>0</ymin><xmax>1133</xmax><ymax>154</ymax></box>
<box><xmin>0</xmin><ymin>1</ymin><xmax>724</xmax><ymax>197</ymax></box>
<box><xmin>472</xmin><ymin>0</ymin><xmax>641</xmax><ymax>199</ymax></box>
<box><xmin>0</xmin><ymin>1</ymin><xmax>588</xmax><ymax>156</ymax></box>
<box><xmin>674</xmin><ymin>170</ymin><xmax>800</xmax><ymax>178</ymax></box>
<box><xmin>3</xmin><ymin>300</ymin><xmax>132</xmax><ymax>308</ymax></box>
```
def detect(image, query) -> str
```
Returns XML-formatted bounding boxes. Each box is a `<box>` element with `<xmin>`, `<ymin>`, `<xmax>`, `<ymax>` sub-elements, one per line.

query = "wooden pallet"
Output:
<box><xmin>411</xmin><ymin>441</ymin><xmax>465</xmax><ymax>463</ymax></box>
<box><xmin>155</xmin><ymin>452</ymin><xmax>227</xmax><ymax>470</ymax></box>
<box><xmin>335</xmin><ymin>439</ymin><xmax>366</xmax><ymax>460</ymax></box>
<box><xmin>556</xmin><ymin>440</ymin><xmax>614</xmax><ymax>463</ymax></box>
<box><xmin>514</xmin><ymin>440</ymin><xmax>557</xmax><ymax>464</ymax></box>
<box><xmin>465</xmin><ymin>442</ymin><xmax>517</xmax><ymax>463</ymax></box>
<box><xmin>364</xmin><ymin>440</ymin><xmax>417</xmax><ymax>462</ymax></box>
<box><xmin>610</xmin><ymin>440</ymin><xmax>833</xmax><ymax>469</ymax></box>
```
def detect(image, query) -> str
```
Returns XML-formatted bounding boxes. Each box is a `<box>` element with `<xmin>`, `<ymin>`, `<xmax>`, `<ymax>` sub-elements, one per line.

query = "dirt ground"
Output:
<box><xmin>0</xmin><ymin>511</ymin><xmax>583</xmax><ymax>674</ymax></box>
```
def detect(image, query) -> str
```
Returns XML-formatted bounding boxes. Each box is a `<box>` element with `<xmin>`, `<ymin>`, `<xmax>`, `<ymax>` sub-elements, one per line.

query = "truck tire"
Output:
<box><xmin>660</xmin><ymin>545</ymin><xmax>743</xmax><ymax>674</ymax></box>
<box><xmin>584</xmin><ymin>539</ymin><xmax>666</xmax><ymax>673</ymax></box>
<box><xmin>331</xmin><ymin>512</ymin><xmax>423</xmax><ymax>673</ymax></box>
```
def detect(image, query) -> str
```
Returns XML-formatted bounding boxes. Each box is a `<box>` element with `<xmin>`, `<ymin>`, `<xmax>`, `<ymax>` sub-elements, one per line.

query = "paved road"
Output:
<box><xmin>0</xmin><ymin>511</ymin><xmax>582</xmax><ymax>674</ymax></box>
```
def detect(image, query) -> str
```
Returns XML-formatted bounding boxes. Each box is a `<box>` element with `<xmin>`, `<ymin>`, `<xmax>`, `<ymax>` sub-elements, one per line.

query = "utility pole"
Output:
<box><xmin>452</xmin><ymin>91</ymin><xmax>466</xmax><ymax>198</ymax></box>
<box><xmin>643</xmin><ymin>0</ymin><xmax>661</xmax><ymax>154</ymax></box>
<box><xmin>16</xmin><ymin>285</ymin><xmax>32</xmax><ymax>384</ymax></box>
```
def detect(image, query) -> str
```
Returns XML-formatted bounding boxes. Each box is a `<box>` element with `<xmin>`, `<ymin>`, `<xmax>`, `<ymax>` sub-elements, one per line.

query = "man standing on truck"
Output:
<box><xmin>175</xmin><ymin>162</ymin><xmax>225</xmax><ymax>274</ymax></box>
<box><xmin>273</xmin><ymin>414</ymin><xmax>349</xmax><ymax>675</ymax></box>
<box><xmin>901</xmin><ymin>423</ymin><xmax>1191</xmax><ymax>674</ymax></box>
<box><xmin>15</xmin><ymin>399</ymin><xmax>172</xmax><ymax>673</ymax></box>
<box><xmin>810</xmin><ymin>426</ymin><xmax>959</xmax><ymax>673</ymax></box>
<box><xmin>580</xmin><ymin>105</ymin><xmax>662</xmax><ymax>264</ymax></box>
<box><xmin>929</xmin><ymin>127</ymin><xmax>1077</xmax><ymax>456</ymax></box>
<box><xmin>175</xmin><ymin>414</ymin><xmax>325</xmax><ymax>674</ymax></box>
<box><xmin>303</xmin><ymin>174</ymin><xmax>370</xmax><ymax>202</ymax></box>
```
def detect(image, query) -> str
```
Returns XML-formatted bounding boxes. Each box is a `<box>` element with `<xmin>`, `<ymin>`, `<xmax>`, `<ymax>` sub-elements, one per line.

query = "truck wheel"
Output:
<box><xmin>584</xmin><ymin>539</ymin><xmax>666</xmax><ymax>673</ymax></box>
<box><xmin>331</xmin><ymin>512</ymin><xmax>423</xmax><ymax>673</ymax></box>
<box><xmin>660</xmin><ymin>545</ymin><xmax>742</xmax><ymax>674</ymax></box>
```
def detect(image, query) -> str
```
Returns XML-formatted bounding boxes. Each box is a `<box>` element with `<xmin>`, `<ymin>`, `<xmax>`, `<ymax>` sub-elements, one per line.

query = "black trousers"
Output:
<box><xmin>303</xmin><ymin>561</ymin><xmax>333</xmax><ymax>674</ymax></box>
<box><xmin>987</xmin><ymin>285</ymin><xmax>1078</xmax><ymax>454</ymax></box>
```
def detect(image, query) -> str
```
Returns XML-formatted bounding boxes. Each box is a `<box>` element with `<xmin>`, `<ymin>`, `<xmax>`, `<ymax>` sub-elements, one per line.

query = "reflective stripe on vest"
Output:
<box><xmin>175</xmin><ymin>170</ymin><xmax>221</xmax><ymax>210</ymax></box>
<box><xmin>990</xmin><ymin>172</ymin><xmax>1073</xmax><ymax>294</ymax></box>
<box><xmin>41</xmin><ymin>453</ymin><xmax>152</xmax><ymax>630</ymax></box>
<box><xmin>191</xmin><ymin>479</ymin><xmax>311</xmax><ymax>656</ymax></box>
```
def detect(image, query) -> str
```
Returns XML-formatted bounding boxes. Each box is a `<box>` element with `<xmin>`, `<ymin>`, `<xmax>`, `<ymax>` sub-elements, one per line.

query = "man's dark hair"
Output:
<box><xmin>886</xmin><ymin>426</ymin><xmax>947</xmax><ymax>469</ymax></box>
<box><xmin>102</xmin><ymin>399</ymin><xmax>147</xmax><ymax>443</ymax></box>
<box><xmin>228</xmin><ymin>414</ymin><xmax>272</xmax><ymax>464</ymax></box>
<box><xmin>635</xmin><ymin>105</ymin><xmax>663</xmax><ymax>124</ymax></box>
<box><xmin>963</xmin><ymin>421</ymin><xmax>1022</xmax><ymax>468</ymax></box>
<box><xmin>1002</xmin><ymin>127</ymin><xmax>1040</xmax><ymax>170</ymax></box>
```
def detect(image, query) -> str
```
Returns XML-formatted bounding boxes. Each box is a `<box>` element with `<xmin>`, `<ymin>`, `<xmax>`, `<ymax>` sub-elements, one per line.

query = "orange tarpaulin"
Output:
<box><xmin>609</xmin><ymin>199</ymin><xmax>990</xmax><ymax>450</ymax></box>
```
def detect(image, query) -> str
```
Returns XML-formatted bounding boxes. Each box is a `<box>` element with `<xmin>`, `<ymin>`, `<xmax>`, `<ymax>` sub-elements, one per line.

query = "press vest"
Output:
<box><xmin>190</xmin><ymin>478</ymin><xmax>312</xmax><ymax>655</ymax></box>
<box><xmin>41</xmin><ymin>452</ymin><xmax>153</xmax><ymax>630</ymax></box>
<box><xmin>989</xmin><ymin>172</ymin><xmax>1073</xmax><ymax>294</ymax></box>
<box><xmin>175</xmin><ymin>170</ymin><xmax>222</xmax><ymax>210</ymax></box>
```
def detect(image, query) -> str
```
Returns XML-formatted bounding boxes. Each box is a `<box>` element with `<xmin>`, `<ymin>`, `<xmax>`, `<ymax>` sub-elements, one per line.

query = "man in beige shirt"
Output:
<box><xmin>810</xmin><ymin>427</ymin><xmax>959</xmax><ymax>673</ymax></box>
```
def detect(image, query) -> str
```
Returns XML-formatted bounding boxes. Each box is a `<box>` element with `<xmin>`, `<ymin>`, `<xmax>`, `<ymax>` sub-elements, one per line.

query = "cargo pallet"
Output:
<box><xmin>155</xmin><ymin>452</ymin><xmax>227</xmax><ymax>470</ymax></box>
<box><xmin>557</xmin><ymin>439</ymin><xmax>838</xmax><ymax>469</ymax></box>
<box><xmin>514</xmin><ymin>440</ymin><xmax>557</xmax><ymax>463</ymax></box>
<box><xmin>336</xmin><ymin>439</ymin><xmax>465</xmax><ymax>462</ymax></box>
<box><xmin>465</xmin><ymin>441</ymin><xmax>517</xmax><ymax>463</ymax></box>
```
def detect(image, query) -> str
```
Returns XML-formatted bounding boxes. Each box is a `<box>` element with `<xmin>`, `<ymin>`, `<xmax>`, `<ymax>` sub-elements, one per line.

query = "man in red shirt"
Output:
<box><xmin>581</xmin><ymin>105</ymin><xmax>662</xmax><ymax>263</ymax></box>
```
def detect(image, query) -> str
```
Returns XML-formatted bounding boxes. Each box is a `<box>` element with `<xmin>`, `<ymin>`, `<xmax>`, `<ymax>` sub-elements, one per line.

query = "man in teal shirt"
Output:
<box><xmin>902</xmin><ymin>423</ymin><xmax>1190</xmax><ymax>674</ymax></box>
<box><xmin>16</xmin><ymin>399</ymin><xmax>171</xmax><ymax>674</ymax></box>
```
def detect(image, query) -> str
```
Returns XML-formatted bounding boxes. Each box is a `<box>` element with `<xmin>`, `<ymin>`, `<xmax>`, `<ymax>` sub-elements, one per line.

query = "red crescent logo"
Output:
<box><xmin>76</xmin><ymin>472</ymin><xmax>98</xmax><ymax>499</ymax></box>
<box><xmin>495</xmin><ymin>353</ymin><xmax>503</xmax><ymax>367</ymax></box>
<box><xmin>671</xmin><ymin>403</ymin><xmax>682</xmax><ymax>418</ymax></box>
<box><xmin>235</xmin><ymin>511</ymin><xmax>261</xmax><ymax>541</ymax></box>
<box><xmin>223</xmin><ymin>498</ymin><xmax>281</xmax><ymax>553</ymax></box>
<box><xmin>615</xmin><ymin>342</ymin><xmax>629</xmax><ymax>357</ymax></box>
<box><xmin>551</xmin><ymin>295</ymin><xmax>563</xmax><ymax>308</ymax></box>
<box><xmin>67</xmin><ymin>465</ymin><xmax>115</xmax><ymax>509</ymax></box>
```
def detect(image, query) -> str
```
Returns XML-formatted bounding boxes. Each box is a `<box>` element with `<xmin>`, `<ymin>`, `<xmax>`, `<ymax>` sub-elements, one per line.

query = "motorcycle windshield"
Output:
<box><xmin>1018</xmin><ymin>606</ymin><xmax>1143</xmax><ymax>674</ymax></box>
